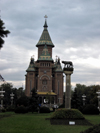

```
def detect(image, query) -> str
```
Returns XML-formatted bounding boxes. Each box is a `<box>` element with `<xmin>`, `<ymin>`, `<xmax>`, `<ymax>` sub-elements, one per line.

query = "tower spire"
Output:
<box><xmin>44</xmin><ymin>15</ymin><xmax>48</xmax><ymax>28</ymax></box>
<box><xmin>36</xmin><ymin>15</ymin><xmax>54</xmax><ymax>47</ymax></box>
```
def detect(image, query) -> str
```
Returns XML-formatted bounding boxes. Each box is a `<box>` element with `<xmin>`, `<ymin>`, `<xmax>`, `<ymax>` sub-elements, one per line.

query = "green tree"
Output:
<box><xmin>0</xmin><ymin>83</ymin><xmax>13</xmax><ymax>106</ymax></box>
<box><xmin>16</xmin><ymin>96</ymin><xmax>29</xmax><ymax>107</ymax></box>
<box><xmin>0</xmin><ymin>83</ymin><xmax>25</xmax><ymax>107</ymax></box>
<box><xmin>87</xmin><ymin>85</ymin><xmax>99</xmax><ymax>106</ymax></box>
<box><xmin>71</xmin><ymin>89</ymin><xmax>81</xmax><ymax>109</ymax></box>
<box><xmin>16</xmin><ymin>87</ymin><xmax>25</xmax><ymax>98</ymax></box>
<box><xmin>74</xmin><ymin>84</ymin><xmax>100</xmax><ymax>107</ymax></box>
<box><xmin>0</xmin><ymin>19</ymin><xmax>10</xmax><ymax>49</ymax></box>
<box><xmin>29</xmin><ymin>88</ymin><xmax>39</xmax><ymax>113</ymax></box>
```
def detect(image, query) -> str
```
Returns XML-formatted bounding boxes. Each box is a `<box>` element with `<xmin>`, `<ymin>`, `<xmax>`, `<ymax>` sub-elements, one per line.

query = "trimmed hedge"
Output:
<box><xmin>82</xmin><ymin>104</ymin><xmax>99</xmax><ymax>115</ymax></box>
<box><xmin>51</xmin><ymin>108</ymin><xmax>85</xmax><ymax>119</ymax></box>
<box><xmin>80</xmin><ymin>124</ymin><xmax>100</xmax><ymax>133</ymax></box>
<box><xmin>40</xmin><ymin>106</ymin><xmax>50</xmax><ymax>113</ymax></box>
<box><xmin>15</xmin><ymin>106</ymin><xmax>28</xmax><ymax>114</ymax></box>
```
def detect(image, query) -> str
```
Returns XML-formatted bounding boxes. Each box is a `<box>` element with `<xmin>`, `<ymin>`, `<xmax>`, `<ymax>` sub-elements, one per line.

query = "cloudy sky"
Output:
<box><xmin>0</xmin><ymin>0</ymin><xmax>100</xmax><ymax>90</ymax></box>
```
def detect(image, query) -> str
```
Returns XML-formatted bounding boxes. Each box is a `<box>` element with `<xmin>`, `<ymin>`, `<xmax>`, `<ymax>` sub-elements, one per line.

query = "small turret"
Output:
<box><xmin>30</xmin><ymin>56</ymin><xmax>34</xmax><ymax>64</ymax></box>
<box><xmin>26</xmin><ymin>56</ymin><xmax>35</xmax><ymax>72</ymax></box>
<box><xmin>54</xmin><ymin>56</ymin><xmax>63</xmax><ymax>72</ymax></box>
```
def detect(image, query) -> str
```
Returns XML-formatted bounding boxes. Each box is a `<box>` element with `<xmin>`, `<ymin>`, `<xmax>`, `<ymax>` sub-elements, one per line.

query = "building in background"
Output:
<box><xmin>25</xmin><ymin>18</ymin><xmax>63</xmax><ymax>106</ymax></box>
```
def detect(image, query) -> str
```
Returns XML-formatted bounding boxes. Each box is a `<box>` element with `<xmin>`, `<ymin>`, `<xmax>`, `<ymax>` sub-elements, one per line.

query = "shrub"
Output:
<box><xmin>80</xmin><ymin>124</ymin><xmax>100</xmax><ymax>133</ymax></box>
<box><xmin>6</xmin><ymin>105</ymin><xmax>15</xmax><ymax>112</ymax></box>
<box><xmin>28</xmin><ymin>105</ymin><xmax>39</xmax><ymax>113</ymax></box>
<box><xmin>15</xmin><ymin>106</ymin><xmax>28</xmax><ymax>114</ymax></box>
<box><xmin>16</xmin><ymin>96</ymin><xmax>29</xmax><ymax>107</ymax></box>
<box><xmin>59</xmin><ymin>104</ymin><xmax>65</xmax><ymax>108</ymax></box>
<box><xmin>1</xmin><ymin>109</ymin><xmax>6</xmax><ymax>112</ymax></box>
<box><xmin>40</xmin><ymin>106</ymin><xmax>50</xmax><ymax>113</ymax></box>
<box><xmin>82</xmin><ymin>104</ymin><xmax>99</xmax><ymax>115</ymax></box>
<box><xmin>51</xmin><ymin>108</ymin><xmax>85</xmax><ymax>119</ymax></box>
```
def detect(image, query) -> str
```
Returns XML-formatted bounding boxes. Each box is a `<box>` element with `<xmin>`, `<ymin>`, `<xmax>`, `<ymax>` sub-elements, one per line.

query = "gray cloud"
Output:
<box><xmin>0</xmin><ymin>0</ymin><xmax>100</xmax><ymax>89</ymax></box>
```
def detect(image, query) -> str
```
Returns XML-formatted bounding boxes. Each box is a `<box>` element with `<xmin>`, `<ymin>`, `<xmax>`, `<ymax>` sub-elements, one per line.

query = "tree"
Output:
<box><xmin>74</xmin><ymin>84</ymin><xmax>100</xmax><ymax>107</ymax></box>
<box><xmin>71</xmin><ymin>89</ymin><xmax>81</xmax><ymax>109</ymax></box>
<box><xmin>0</xmin><ymin>83</ymin><xmax>25</xmax><ymax>107</ymax></box>
<box><xmin>16</xmin><ymin>87</ymin><xmax>25</xmax><ymax>98</ymax></box>
<box><xmin>0</xmin><ymin>19</ymin><xmax>10</xmax><ymax>49</ymax></box>
<box><xmin>29</xmin><ymin>88</ymin><xmax>39</xmax><ymax>113</ymax></box>
<box><xmin>0</xmin><ymin>83</ymin><xmax>13</xmax><ymax>106</ymax></box>
<box><xmin>16</xmin><ymin>96</ymin><xmax>29</xmax><ymax>107</ymax></box>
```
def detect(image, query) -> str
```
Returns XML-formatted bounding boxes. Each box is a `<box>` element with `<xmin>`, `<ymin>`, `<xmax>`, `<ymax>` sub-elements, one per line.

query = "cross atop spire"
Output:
<box><xmin>44</xmin><ymin>15</ymin><xmax>48</xmax><ymax>28</ymax></box>
<box><xmin>44</xmin><ymin>15</ymin><xmax>48</xmax><ymax>19</ymax></box>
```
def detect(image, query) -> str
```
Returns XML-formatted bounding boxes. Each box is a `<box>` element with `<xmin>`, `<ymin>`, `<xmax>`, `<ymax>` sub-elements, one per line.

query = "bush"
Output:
<box><xmin>80</xmin><ymin>124</ymin><xmax>100</xmax><ymax>133</ymax></box>
<box><xmin>6</xmin><ymin>105</ymin><xmax>15</xmax><ymax>112</ymax></box>
<box><xmin>16</xmin><ymin>96</ymin><xmax>29</xmax><ymax>107</ymax></box>
<box><xmin>15</xmin><ymin>106</ymin><xmax>28</xmax><ymax>114</ymax></box>
<box><xmin>59</xmin><ymin>104</ymin><xmax>65</xmax><ymax>108</ymax></box>
<box><xmin>28</xmin><ymin>105</ymin><xmax>39</xmax><ymax>113</ymax></box>
<box><xmin>1</xmin><ymin>109</ymin><xmax>6</xmax><ymax>112</ymax></box>
<box><xmin>40</xmin><ymin>106</ymin><xmax>50</xmax><ymax>113</ymax></box>
<box><xmin>82</xmin><ymin>104</ymin><xmax>99</xmax><ymax>115</ymax></box>
<box><xmin>51</xmin><ymin>108</ymin><xmax>85</xmax><ymax>119</ymax></box>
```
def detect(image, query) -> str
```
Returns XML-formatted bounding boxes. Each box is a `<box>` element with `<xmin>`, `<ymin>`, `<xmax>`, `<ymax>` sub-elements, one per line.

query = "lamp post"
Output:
<box><xmin>82</xmin><ymin>94</ymin><xmax>86</xmax><ymax>106</ymax></box>
<box><xmin>0</xmin><ymin>90</ymin><xmax>5</xmax><ymax>109</ymax></box>
<box><xmin>96</xmin><ymin>90</ymin><xmax>100</xmax><ymax>111</ymax></box>
<box><xmin>10</xmin><ymin>92</ymin><xmax>14</xmax><ymax>106</ymax></box>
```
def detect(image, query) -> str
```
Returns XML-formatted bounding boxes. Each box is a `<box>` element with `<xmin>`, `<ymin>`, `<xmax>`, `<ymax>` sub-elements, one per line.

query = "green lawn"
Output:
<box><xmin>0</xmin><ymin>112</ymin><xmax>100</xmax><ymax>133</ymax></box>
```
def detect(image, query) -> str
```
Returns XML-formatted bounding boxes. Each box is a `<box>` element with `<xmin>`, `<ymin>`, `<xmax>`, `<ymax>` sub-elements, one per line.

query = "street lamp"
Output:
<box><xmin>82</xmin><ymin>94</ymin><xmax>86</xmax><ymax>106</ymax></box>
<box><xmin>0</xmin><ymin>90</ymin><xmax>5</xmax><ymax>109</ymax></box>
<box><xmin>10</xmin><ymin>92</ymin><xmax>14</xmax><ymax>106</ymax></box>
<box><xmin>96</xmin><ymin>90</ymin><xmax>100</xmax><ymax>111</ymax></box>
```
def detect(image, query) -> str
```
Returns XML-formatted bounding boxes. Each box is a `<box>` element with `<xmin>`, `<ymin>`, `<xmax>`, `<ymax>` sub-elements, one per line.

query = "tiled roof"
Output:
<box><xmin>36</xmin><ymin>20</ymin><xmax>54</xmax><ymax>47</ymax></box>
<box><xmin>26</xmin><ymin>58</ymin><xmax>36</xmax><ymax>72</ymax></box>
<box><xmin>54</xmin><ymin>59</ymin><xmax>63</xmax><ymax>72</ymax></box>
<box><xmin>37</xmin><ymin>92</ymin><xmax>57</xmax><ymax>95</ymax></box>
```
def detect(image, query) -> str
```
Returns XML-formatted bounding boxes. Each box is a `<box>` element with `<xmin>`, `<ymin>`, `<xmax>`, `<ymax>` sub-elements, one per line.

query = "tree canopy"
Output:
<box><xmin>0</xmin><ymin>83</ymin><xmax>25</xmax><ymax>106</ymax></box>
<box><xmin>0</xmin><ymin>19</ymin><xmax>10</xmax><ymax>49</ymax></box>
<box><xmin>72</xmin><ymin>84</ymin><xmax>99</xmax><ymax>107</ymax></box>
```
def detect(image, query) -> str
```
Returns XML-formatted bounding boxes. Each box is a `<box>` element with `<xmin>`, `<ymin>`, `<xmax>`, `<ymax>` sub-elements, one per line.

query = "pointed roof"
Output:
<box><xmin>26</xmin><ymin>58</ymin><xmax>36</xmax><ymax>72</ymax></box>
<box><xmin>36</xmin><ymin>20</ymin><xmax>54</xmax><ymax>47</ymax></box>
<box><xmin>44</xmin><ymin>19</ymin><xmax>48</xmax><ymax>28</ymax></box>
<box><xmin>54</xmin><ymin>58</ymin><xmax>63</xmax><ymax>72</ymax></box>
<box><xmin>38</xmin><ymin>45</ymin><xmax>53</xmax><ymax>61</ymax></box>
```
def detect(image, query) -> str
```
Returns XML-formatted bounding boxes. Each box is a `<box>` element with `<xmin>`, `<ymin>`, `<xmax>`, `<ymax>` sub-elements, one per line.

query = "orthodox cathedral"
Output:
<box><xmin>25</xmin><ymin>18</ymin><xmax>63</xmax><ymax>106</ymax></box>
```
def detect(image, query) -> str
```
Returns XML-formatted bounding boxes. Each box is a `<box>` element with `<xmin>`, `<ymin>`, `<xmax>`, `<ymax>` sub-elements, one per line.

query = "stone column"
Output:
<box><xmin>62</xmin><ymin>61</ymin><xmax>74</xmax><ymax>109</ymax></box>
<box><xmin>64</xmin><ymin>72</ymin><xmax>73</xmax><ymax>109</ymax></box>
<box><xmin>65</xmin><ymin>74</ymin><xmax>71</xmax><ymax>109</ymax></box>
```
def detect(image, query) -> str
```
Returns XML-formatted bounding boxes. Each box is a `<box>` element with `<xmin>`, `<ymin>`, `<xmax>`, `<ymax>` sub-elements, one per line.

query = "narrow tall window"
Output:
<box><xmin>30</xmin><ymin>80</ymin><xmax>32</xmax><ymax>94</ymax></box>
<box><xmin>42</xmin><ymin>79</ymin><xmax>47</xmax><ymax>85</ymax></box>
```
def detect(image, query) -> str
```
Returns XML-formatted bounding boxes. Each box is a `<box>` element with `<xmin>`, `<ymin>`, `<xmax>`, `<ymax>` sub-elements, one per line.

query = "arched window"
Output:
<box><xmin>42</xmin><ymin>79</ymin><xmax>47</xmax><ymax>85</ymax></box>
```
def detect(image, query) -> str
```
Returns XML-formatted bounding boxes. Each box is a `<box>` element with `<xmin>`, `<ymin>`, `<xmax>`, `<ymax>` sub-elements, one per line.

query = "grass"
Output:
<box><xmin>0</xmin><ymin>112</ymin><xmax>100</xmax><ymax>133</ymax></box>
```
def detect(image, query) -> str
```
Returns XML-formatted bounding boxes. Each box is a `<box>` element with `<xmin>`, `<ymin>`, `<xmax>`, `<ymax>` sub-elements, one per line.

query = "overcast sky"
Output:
<box><xmin>0</xmin><ymin>0</ymin><xmax>100</xmax><ymax>90</ymax></box>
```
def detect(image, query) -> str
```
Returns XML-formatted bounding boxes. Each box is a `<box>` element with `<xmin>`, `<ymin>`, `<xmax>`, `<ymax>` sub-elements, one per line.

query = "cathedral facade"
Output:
<box><xmin>25</xmin><ymin>19</ymin><xmax>63</xmax><ymax>106</ymax></box>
